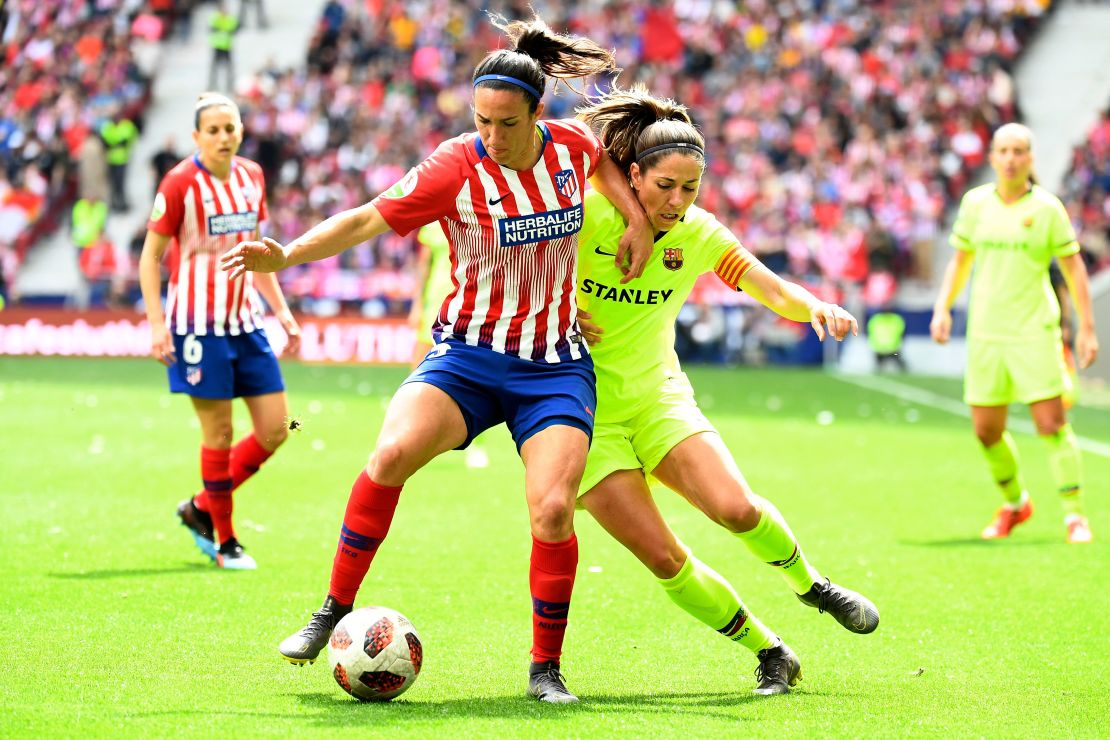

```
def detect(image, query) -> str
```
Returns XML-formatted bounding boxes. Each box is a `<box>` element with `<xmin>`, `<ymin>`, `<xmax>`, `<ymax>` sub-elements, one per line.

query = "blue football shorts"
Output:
<box><xmin>404</xmin><ymin>338</ymin><xmax>596</xmax><ymax>451</ymax></box>
<box><xmin>167</xmin><ymin>328</ymin><xmax>285</xmax><ymax>400</ymax></box>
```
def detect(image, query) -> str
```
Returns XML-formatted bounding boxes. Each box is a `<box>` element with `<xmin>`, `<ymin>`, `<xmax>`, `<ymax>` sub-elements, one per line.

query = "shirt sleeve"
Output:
<box><xmin>949</xmin><ymin>191</ymin><xmax>977</xmax><ymax>252</ymax></box>
<box><xmin>691</xmin><ymin>210</ymin><xmax>755</xmax><ymax>286</ymax></box>
<box><xmin>372</xmin><ymin>140</ymin><xmax>467</xmax><ymax>236</ymax></box>
<box><xmin>557</xmin><ymin>118</ymin><xmax>603</xmax><ymax>179</ymax></box>
<box><xmin>147</xmin><ymin>173</ymin><xmax>185</xmax><ymax>237</ymax></box>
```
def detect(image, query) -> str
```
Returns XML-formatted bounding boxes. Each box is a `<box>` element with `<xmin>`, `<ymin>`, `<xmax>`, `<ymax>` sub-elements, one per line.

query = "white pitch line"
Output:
<box><xmin>833</xmin><ymin>373</ymin><xmax>1110</xmax><ymax>459</ymax></box>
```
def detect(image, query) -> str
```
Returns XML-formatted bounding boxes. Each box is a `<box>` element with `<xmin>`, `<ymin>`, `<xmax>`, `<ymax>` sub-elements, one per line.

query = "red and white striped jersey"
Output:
<box><xmin>148</xmin><ymin>155</ymin><xmax>268</xmax><ymax>336</ymax></box>
<box><xmin>373</xmin><ymin>118</ymin><xmax>600</xmax><ymax>363</ymax></box>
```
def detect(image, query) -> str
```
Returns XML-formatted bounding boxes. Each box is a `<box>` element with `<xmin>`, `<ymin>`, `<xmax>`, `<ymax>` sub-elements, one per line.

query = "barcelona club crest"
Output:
<box><xmin>554</xmin><ymin>169</ymin><xmax>578</xmax><ymax>199</ymax></box>
<box><xmin>663</xmin><ymin>247</ymin><xmax>684</xmax><ymax>271</ymax></box>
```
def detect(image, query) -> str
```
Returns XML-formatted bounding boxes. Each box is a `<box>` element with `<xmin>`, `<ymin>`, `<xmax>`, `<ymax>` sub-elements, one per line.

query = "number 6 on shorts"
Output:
<box><xmin>183</xmin><ymin>334</ymin><xmax>204</xmax><ymax>364</ymax></box>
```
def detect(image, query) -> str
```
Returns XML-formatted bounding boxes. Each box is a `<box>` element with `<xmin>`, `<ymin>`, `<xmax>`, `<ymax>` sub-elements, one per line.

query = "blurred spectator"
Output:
<box><xmin>0</xmin><ymin>171</ymin><xmax>43</xmax><ymax>246</ymax></box>
<box><xmin>100</xmin><ymin>107</ymin><xmax>139</xmax><ymax>212</ymax></box>
<box><xmin>77</xmin><ymin>133</ymin><xmax>110</xmax><ymax>205</ymax></box>
<box><xmin>1060</xmin><ymin>106</ymin><xmax>1110</xmax><ymax>274</ymax></box>
<box><xmin>78</xmin><ymin>231</ymin><xmax>125</xmax><ymax>307</ymax></box>
<box><xmin>208</xmin><ymin>1</ymin><xmax>239</xmax><ymax>90</ymax></box>
<box><xmin>150</xmin><ymin>134</ymin><xmax>180</xmax><ymax>193</ymax></box>
<box><xmin>71</xmin><ymin>197</ymin><xmax>108</xmax><ymax>248</ymax></box>
<box><xmin>239</xmin><ymin>0</ymin><xmax>269</xmax><ymax>30</ymax></box>
<box><xmin>867</xmin><ymin>309</ymin><xmax>907</xmax><ymax>372</ymax></box>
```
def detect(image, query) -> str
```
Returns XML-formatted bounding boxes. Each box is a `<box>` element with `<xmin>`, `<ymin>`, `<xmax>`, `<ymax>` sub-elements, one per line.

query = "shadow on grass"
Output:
<box><xmin>900</xmin><ymin>537</ymin><xmax>1059</xmax><ymax>547</ymax></box>
<box><xmin>49</xmin><ymin>563</ymin><xmax>212</xmax><ymax>579</ymax></box>
<box><xmin>288</xmin><ymin>687</ymin><xmax>831</xmax><ymax>726</ymax></box>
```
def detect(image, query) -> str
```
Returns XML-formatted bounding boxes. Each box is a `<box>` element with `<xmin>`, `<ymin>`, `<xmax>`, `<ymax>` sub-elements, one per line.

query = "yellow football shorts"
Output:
<box><xmin>964</xmin><ymin>335</ymin><xmax>1070</xmax><ymax>406</ymax></box>
<box><xmin>579</xmin><ymin>373</ymin><xmax>716</xmax><ymax>496</ymax></box>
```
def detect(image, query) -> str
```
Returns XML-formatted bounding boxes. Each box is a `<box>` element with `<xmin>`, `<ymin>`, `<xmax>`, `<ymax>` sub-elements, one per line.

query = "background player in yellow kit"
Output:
<box><xmin>932</xmin><ymin>123</ymin><xmax>1098</xmax><ymax>544</ymax></box>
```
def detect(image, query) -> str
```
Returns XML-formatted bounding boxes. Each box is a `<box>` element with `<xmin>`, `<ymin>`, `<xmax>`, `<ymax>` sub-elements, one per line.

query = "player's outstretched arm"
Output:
<box><xmin>737</xmin><ymin>263</ymin><xmax>857</xmax><ymax>341</ymax></box>
<box><xmin>930</xmin><ymin>250</ymin><xmax>974</xmax><ymax>344</ymax></box>
<box><xmin>589</xmin><ymin>150</ymin><xmax>651</xmax><ymax>284</ymax></box>
<box><xmin>221</xmin><ymin>203</ymin><xmax>391</xmax><ymax>279</ymax></box>
<box><xmin>1058</xmin><ymin>251</ymin><xmax>1099</xmax><ymax>368</ymax></box>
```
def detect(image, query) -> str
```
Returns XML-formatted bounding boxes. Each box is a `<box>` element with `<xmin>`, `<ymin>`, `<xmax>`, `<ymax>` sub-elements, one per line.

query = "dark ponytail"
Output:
<box><xmin>577</xmin><ymin>84</ymin><xmax>705</xmax><ymax>174</ymax></box>
<box><xmin>473</xmin><ymin>13</ymin><xmax>618</xmax><ymax>113</ymax></box>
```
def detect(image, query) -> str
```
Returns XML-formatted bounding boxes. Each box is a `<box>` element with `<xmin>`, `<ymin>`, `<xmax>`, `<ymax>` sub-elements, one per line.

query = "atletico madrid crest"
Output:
<box><xmin>663</xmin><ymin>247</ymin><xmax>684</xmax><ymax>271</ymax></box>
<box><xmin>554</xmin><ymin>169</ymin><xmax>578</xmax><ymax>199</ymax></box>
<box><xmin>186</xmin><ymin>366</ymin><xmax>203</xmax><ymax>386</ymax></box>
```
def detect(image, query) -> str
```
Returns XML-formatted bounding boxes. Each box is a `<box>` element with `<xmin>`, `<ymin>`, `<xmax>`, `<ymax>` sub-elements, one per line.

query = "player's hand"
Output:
<box><xmin>277</xmin><ymin>309</ymin><xmax>301</xmax><ymax>358</ymax></box>
<box><xmin>220</xmin><ymin>236</ymin><xmax>288</xmax><ymax>279</ymax></box>
<box><xmin>810</xmin><ymin>302</ymin><xmax>857</xmax><ymax>341</ymax></box>
<box><xmin>616</xmin><ymin>216</ymin><xmax>652</xmax><ymax>284</ymax></box>
<box><xmin>930</xmin><ymin>309</ymin><xmax>952</xmax><ymax>344</ymax></box>
<box><xmin>576</xmin><ymin>308</ymin><xmax>603</xmax><ymax>346</ymax></box>
<box><xmin>1076</xmin><ymin>325</ymin><xmax>1098</xmax><ymax>369</ymax></box>
<box><xmin>150</xmin><ymin>322</ymin><xmax>175</xmax><ymax>366</ymax></box>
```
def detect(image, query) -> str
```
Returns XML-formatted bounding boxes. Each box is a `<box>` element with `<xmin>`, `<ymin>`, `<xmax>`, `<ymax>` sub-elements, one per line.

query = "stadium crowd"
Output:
<box><xmin>1061</xmin><ymin>105</ymin><xmax>1110</xmax><ymax>274</ymax></box>
<box><xmin>7</xmin><ymin>0</ymin><xmax>1107</xmax><ymax>331</ymax></box>
<box><xmin>0</xmin><ymin>0</ymin><xmax>178</xmax><ymax>303</ymax></box>
<box><xmin>228</xmin><ymin>0</ymin><xmax>1055</xmax><ymax>318</ymax></box>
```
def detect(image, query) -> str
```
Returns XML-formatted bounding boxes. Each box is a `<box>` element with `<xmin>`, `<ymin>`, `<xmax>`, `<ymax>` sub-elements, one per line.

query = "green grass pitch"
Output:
<box><xmin>1</xmin><ymin>357</ymin><xmax>1107</xmax><ymax>737</ymax></box>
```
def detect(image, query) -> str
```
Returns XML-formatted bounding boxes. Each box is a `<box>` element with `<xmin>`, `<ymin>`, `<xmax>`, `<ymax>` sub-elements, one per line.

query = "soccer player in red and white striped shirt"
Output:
<box><xmin>139</xmin><ymin>93</ymin><xmax>302</xmax><ymax>571</ymax></box>
<box><xmin>223</xmin><ymin>14</ymin><xmax>652</xmax><ymax>703</ymax></box>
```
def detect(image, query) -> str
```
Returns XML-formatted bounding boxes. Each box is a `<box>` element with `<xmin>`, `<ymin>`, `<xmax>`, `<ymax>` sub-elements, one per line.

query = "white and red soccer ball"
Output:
<box><xmin>327</xmin><ymin>606</ymin><xmax>422</xmax><ymax>701</ymax></box>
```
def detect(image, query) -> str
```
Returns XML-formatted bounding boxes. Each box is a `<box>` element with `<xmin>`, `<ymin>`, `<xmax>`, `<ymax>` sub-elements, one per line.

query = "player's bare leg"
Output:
<box><xmin>653</xmin><ymin>432</ymin><xmax>878</xmax><ymax>634</ymax></box>
<box><xmin>241</xmin><ymin>391</ymin><xmax>291</xmax><ymax>452</ymax></box>
<box><xmin>582</xmin><ymin>470</ymin><xmax>801</xmax><ymax>695</ymax></box>
<box><xmin>280</xmin><ymin>382</ymin><xmax>467</xmax><ymax>664</ymax></box>
<box><xmin>521</xmin><ymin>424</ymin><xmax>587</xmax><ymax>703</ymax></box>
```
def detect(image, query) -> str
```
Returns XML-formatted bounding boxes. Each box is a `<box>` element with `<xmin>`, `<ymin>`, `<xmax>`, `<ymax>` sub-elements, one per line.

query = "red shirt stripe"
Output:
<box><xmin>373</xmin><ymin>119</ymin><xmax>599</xmax><ymax>363</ymax></box>
<box><xmin>149</xmin><ymin>155</ymin><xmax>268</xmax><ymax>336</ymax></box>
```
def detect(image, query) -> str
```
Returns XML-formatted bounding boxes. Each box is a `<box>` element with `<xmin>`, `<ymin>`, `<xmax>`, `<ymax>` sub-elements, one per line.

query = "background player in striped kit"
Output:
<box><xmin>139</xmin><ymin>93</ymin><xmax>301</xmax><ymax>570</ymax></box>
<box><xmin>222</xmin><ymin>14</ymin><xmax>652</xmax><ymax>703</ymax></box>
<box><xmin>573</xmin><ymin>86</ymin><xmax>880</xmax><ymax>695</ymax></box>
<box><xmin>931</xmin><ymin>123</ymin><xmax>1099</xmax><ymax>544</ymax></box>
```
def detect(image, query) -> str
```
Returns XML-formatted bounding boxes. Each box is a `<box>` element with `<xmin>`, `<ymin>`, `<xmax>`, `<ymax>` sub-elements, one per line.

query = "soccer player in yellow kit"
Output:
<box><xmin>932</xmin><ymin>123</ymin><xmax>1099</xmax><ymax>544</ymax></box>
<box><xmin>574</xmin><ymin>86</ymin><xmax>879</xmax><ymax>696</ymax></box>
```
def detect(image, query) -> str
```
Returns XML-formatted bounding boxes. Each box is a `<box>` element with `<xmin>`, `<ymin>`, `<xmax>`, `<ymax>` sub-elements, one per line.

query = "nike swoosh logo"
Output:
<box><xmin>594</xmin><ymin>246</ymin><xmax>617</xmax><ymax>257</ymax></box>
<box><xmin>538</xmin><ymin>605</ymin><xmax>568</xmax><ymax>618</ymax></box>
<box><xmin>488</xmin><ymin>193</ymin><xmax>510</xmax><ymax>205</ymax></box>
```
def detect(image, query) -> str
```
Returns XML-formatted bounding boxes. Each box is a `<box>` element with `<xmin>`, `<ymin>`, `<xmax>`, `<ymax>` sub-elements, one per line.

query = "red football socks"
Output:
<box><xmin>529</xmin><ymin>534</ymin><xmax>578</xmax><ymax>664</ymax></box>
<box><xmin>230</xmin><ymin>433</ymin><xmax>273</xmax><ymax>489</ymax></box>
<box><xmin>200</xmin><ymin>446</ymin><xmax>234</xmax><ymax>544</ymax></box>
<box><xmin>195</xmin><ymin>434</ymin><xmax>274</xmax><ymax>512</ymax></box>
<box><xmin>328</xmin><ymin>471</ymin><xmax>403</xmax><ymax>605</ymax></box>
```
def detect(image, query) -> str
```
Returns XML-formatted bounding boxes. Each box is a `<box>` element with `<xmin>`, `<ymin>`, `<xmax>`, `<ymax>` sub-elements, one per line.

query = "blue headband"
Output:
<box><xmin>636</xmin><ymin>142</ymin><xmax>705</xmax><ymax>162</ymax></box>
<box><xmin>473</xmin><ymin>74</ymin><xmax>542</xmax><ymax>101</ymax></box>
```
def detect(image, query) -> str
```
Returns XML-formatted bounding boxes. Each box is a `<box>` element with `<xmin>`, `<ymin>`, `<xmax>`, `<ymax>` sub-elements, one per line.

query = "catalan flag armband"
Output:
<box><xmin>714</xmin><ymin>244</ymin><xmax>756</xmax><ymax>289</ymax></box>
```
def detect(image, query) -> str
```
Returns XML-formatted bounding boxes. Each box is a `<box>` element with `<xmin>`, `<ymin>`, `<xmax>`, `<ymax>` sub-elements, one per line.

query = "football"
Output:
<box><xmin>326</xmin><ymin>606</ymin><xmax>423</xmax><ymax>702</ymax></box>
